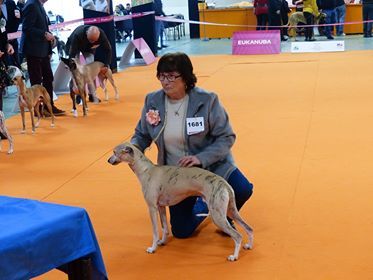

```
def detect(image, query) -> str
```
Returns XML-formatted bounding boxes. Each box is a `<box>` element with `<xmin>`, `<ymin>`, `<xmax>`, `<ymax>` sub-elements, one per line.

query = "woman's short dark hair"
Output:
<box><xmin>157</xmin><ymin>52</ymin><xmax>197</xmax><ymax>91</ymax></box>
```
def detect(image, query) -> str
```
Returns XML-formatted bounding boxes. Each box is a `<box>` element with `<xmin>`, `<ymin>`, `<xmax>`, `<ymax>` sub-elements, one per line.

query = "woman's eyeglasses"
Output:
<box><xmin>157</xmin><ymin>73</ymin><xmax>181</xmax><ymax>82</ymax></box>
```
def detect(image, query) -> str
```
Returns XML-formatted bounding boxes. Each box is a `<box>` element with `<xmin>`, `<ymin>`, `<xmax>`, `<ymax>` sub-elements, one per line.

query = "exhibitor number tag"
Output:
<box><xmin>186</xmin><ymin>117</ymin><xmax>204</xmax><ymax>135</ymax></box>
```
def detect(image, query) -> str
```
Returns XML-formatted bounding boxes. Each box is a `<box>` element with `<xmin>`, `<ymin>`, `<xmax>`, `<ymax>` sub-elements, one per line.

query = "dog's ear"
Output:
<box><xmin>61</xmin><ymin>57</ymin><xmax>77</xmax><ymax>70</ymax></box>
<box><xmin>60</xmin><ymin>57</ymin><xmax>69</xmax><ymax>65</ymax></box>
<box><xmin>124</xmin><ymin>146</ymin><xmax>134</xmax><ymax>156</ymax></box>
<box><xmin>69</xmin><ymin>59</ymin><xmax>77</xmax><ymax>70</ymax></box>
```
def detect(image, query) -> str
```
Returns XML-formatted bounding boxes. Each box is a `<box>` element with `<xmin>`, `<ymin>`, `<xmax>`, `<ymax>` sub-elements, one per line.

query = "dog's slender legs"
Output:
<box><xmin>70</xmin><ymin>80</ymin><xmax>78</xmax><ymax>117</ymax></box>
<box><xmin>29</xmin><ymin>106</ymin><xmax>36</xmax><ymax>134</ymax></box>
<box><xmin>147</xmin><ymin>205</ymin><xmax>160</xmax><ymax>253</ymax></box>
<box><xmin>71</xmin><ymin>93</ymin><xmax>78</xmax><ymax>118</ymax></box>
<box><xmin>103</xmin><ymin>79</ymin><xmax>109</xmax><ymax>101</ymax></box>
<box><xmin>20</xmin><ymin>106</ymin><xmax>26</xmax><ymax>133</ymax></box>
<box><xmin>209</xmin><ymin>189</ymin><xmax>243</xmax><ymax>261</ymax></box>
<box><xmin>210</xmin><ymin>209</ymin><xmax>243</xmax><ymax>261</ymax></box>
<box><xmin>108</xmin><ymin>76</ymin><xmax>119</xmax><ymax>100</ymax></box>
<box><xmin>34</xmin><ymin>103</ymin><xmax>41</xmax><ymax>128</ymax></box>
<box><xmin>0</xmin><ymin>132</ymin><xmax>13</xmax><ymax>154</ymax></box>
<box><xmin>158</xmin><ymin>206</ymin><xmax>169</xmax><ymax>245</ymax></box>
<box><xmin>229</xmin><ymin>209</ymin><xmax>254</xmax><ymax>250</ymax></box>
<box><xmin>82</xmin><ymin>90</ymin><xmax>88</xmax><ymax>117</ymax></box>
<box><xmin>6</xmin><ymin>133</ymin><xmax>13</xmax><ymax>154</ymax></box>
<box><xmin>40</xmin><ymin>90</ymin><xmax>55</xmax><ymax>127</ymax></box>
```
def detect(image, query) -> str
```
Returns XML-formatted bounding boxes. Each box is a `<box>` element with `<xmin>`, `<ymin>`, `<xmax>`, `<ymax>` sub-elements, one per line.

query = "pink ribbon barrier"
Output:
<box><xmin>8</xmin><ymin>11</ymin><xmax>373</xmax><ymax>41</ymax></box>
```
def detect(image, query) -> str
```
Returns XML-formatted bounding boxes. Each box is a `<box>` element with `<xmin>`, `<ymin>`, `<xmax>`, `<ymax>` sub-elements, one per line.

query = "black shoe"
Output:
<box><xmin>157</xmin><ymin>46</ymin><xmax>162</xmax><ymax>50</ymax></box>
<box><xmin>281</xmin><ymin>37</ymin><xmax>288</xmax><ymax>41</ymax></box>
<box><xmin>76</xmin><ymin>95</ymin><xmax>82</xmax><ymax>105</ymax></box>
<box><xmin>305</xmin><ymin>37</ymin><xmax>309</xmax><ymax>41</ymax></box>
<box><xmin>52</xmin><ymin>106</ymin><xmax>65</xmax><ymax>116</ymax></box>
<box><xmin>326</xmin><ymin>35</ymin><xmax>334</xmax><ymax>40</ymax></box>
<box><xmin>161</xmin><ymin>45</ymin><xmax>168</xmax><ymax>48</ymax></box>
<box><xmin>309</xmin><ymin>38</ymin><xmax>316</xmax><ymax>41</ymax></box>
<box><xmin>88</xmin><ymin>95</ymin><xmax>101</xmax><ymax>103</ymax></box>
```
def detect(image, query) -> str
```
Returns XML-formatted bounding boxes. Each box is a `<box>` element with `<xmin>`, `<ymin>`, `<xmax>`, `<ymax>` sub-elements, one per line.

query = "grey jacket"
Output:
<box><xmin>131</xmin><ymin>87</ymin><xmax>237</xmax><ymax>180</ymax></box>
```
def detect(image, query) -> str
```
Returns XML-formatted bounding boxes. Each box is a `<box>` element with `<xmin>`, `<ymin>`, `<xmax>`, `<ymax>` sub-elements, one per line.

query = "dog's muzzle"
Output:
<box><xmin>108</xmin><ymin>155</ymin><xmax>120</xmax><ymax>165</ymax></box>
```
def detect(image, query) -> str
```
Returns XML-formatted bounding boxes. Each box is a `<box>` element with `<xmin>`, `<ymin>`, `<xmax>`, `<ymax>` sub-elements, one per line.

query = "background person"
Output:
<box><xmin>268</xmin><ymin>0</ymin><xmax>288</xmax><ymax>41</ymax></box>
<box><xmin>65</xmin><ymin>24</ymin><xmax>112</xmax><ymax>103</ymax></box>
<box><xmin>1</xmin><ymin>0</ymin><xmax>21</xmax><ymax>66</ymax></box>
<box><xmin>130</xmin><ymin>52</ymin><xmax>254</xmax><ymax>238</ymax></box>
<box><xmin>253</xmin><ymin>0</ymin><xmax>269</xmax><ymax>30</ymax></box>
<box><xmin>303</xmin><ymin>0</ymin><xmax>320</xmax><ymax>41</ymax></box>
<box><xmin>318</xmin><ymin>0</ymin><xmax>337</xmax><ymax>39</ymax></box>
<box><xmin>21</xmin><ymin>0</ymin><xmax>65</xmax><ymax>115</ymax></box>
<box><xmin>362</xmin><ymin>0</ymin><xmax>373</xmax><ymax>37</ymax></box>
<box><xmin>154</xmin><ymin>0</ymin><xmax>168</xmax><ymax>49</ymax></box>
<box><xmin>335</xmin><ymin>0</ymin><xmax>346</xmax><ymax>36</ymax></box>
<box><xmin>0</xmin><ymin>7</ymin><xmax>14</xmax><ymax>112</ymax></box>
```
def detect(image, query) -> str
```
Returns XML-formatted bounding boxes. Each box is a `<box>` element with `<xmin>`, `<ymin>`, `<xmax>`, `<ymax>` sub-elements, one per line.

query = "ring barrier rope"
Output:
<box><xmin>7</xmin><ymin>11</ymin><xmax>372</xmax><ymax>40</ymax></box>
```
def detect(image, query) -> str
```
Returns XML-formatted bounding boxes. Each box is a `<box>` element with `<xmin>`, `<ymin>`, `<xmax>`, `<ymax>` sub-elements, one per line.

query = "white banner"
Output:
<box><xmin>291</xmin><ymin>40</ymin><xmax>345</xmax><ymax>53</ymax></box>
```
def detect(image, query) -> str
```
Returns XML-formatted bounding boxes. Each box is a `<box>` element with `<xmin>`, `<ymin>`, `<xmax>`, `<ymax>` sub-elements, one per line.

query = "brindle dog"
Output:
<box><xmin>61</xmin><ymin>57</ymin><xmax>119</xmax><ymax>118</ymax></box>
<box><xmin>108</xmin><ymin>142</ymin><xmax>254</xmax><ymax>261</ymax></box>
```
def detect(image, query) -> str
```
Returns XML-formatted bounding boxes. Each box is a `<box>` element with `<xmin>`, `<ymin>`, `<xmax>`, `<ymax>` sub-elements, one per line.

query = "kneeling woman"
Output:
<box><xmin>131</xmin><ymin>52</ymin><xmax>254</xmax><ymax>238</ymax></box>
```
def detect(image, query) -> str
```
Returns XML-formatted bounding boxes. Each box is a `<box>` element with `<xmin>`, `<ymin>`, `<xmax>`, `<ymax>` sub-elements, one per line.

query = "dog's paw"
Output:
<box><xmin>157</xmin><ymin>240</ymin><xmax>166</xmax><ymax>246</ymax></box>
<box><xmin>146</xmin><ymin>247</ymin><xmax>156</xmax><ymax>254</ymax></box>
<box><xmin>73</xmin><ymin>110</ymin><xmax>78</xmax><ymax>118</ymax></box>
<box><xmin>7</xmin><ymin>148</ymin><xmax>14</xmax><ymax>154</ymax></box>
<box><xmin>20</xmin><ymin>129</ymin><xmax>26</xmax><ymax>134</ymax></box>
<box><xmin>50</xmin><ymin>123</ymin><xmax>55</xmax><ymax>127</ymax></box>
<box><xmin>243</xmin><ymin>243</ymin><xmax>253</xmax><ymax>250</ymax></box>
<box><xmin>227</xmin><ymin>255</ymin><xmax>238</xmax><ymax>262</ymax></box>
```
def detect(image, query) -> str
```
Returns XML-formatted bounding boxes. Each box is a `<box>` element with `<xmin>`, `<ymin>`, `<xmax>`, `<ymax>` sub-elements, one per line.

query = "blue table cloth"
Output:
<box><xmin>0</xmin><ymin>196</ymin><xmax>108</xmax><ymax>280</ymax></box>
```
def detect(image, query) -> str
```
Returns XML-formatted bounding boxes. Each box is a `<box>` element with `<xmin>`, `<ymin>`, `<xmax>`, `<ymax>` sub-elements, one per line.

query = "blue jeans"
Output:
<box><xmin>363</xmin><ymin>3</ymin><xmax>373</xmax><ymax>36</ymax></box>
<box><xmin>169</xmin><ymin>168</ymin><xmax>254</xmax><ymax>238</ymax></box>
<box><xmin>335</xmin><ymin>4</ymin><xmax>346</xmax><ymax>35</ymax></box>
<box><xmin>324</xmin><ymin>9</ymin><xmax>337</xmax><ymax>38</ymax></box>
<box><xmin>155</xmin><ymin>20</ymin><xmax>164</xmax><ymax>47</ymax></box>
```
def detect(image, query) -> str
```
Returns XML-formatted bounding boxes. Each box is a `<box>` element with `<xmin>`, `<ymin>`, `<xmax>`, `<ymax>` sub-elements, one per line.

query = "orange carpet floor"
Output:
<box><xmin>1</xmin><ymin>50</ymin><xmax>373</xmax><ymax>279</ymax></box>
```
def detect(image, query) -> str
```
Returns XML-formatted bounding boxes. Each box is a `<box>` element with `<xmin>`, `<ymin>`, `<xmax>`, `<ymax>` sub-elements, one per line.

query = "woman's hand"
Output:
<box><xmin>178</xmin><ymin>155</ymin><xmax>201</xmax><ymax>168</ymax></box>
<box><xmin>0</xmin><ymin>51</ymin><xmax>4</xmax><ymax>58</ymax></box>
<box><xmin>7</xmin><ymin>44</ymin><xmax>14</xmax><ymax>55</ymax></box>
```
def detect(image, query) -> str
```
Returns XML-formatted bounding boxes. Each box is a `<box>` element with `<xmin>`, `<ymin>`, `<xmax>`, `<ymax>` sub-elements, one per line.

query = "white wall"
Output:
<box><xmin>44</xmin><ymin>0</ymin><xmax>241</xmax><ymax>36</ymax></box>
<box><xmin>44</xmin><ymin>0</ymin><xmax>83</xmax><ymax>21</ymax></box>
<box><xmin>211</xmin><ymin>0</ymin><xmax>246</xmax><ymax>7</ymax></box>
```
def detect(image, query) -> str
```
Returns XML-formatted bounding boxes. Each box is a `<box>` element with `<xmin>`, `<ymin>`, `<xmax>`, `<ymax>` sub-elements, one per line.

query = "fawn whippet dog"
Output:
<box><xmin>108</xmin><ymin>142</ymin><xmax>254</xmax><ymax>261</ymax></box>
<box><xmin>7</xmin><ymin>66</ymin><xmax>55</xmax><ymax>134</ymax></box>
<box><xmin>61</xmin><ymin>57</ymin><xmax>119</xmax><ymax>117</ymax></box>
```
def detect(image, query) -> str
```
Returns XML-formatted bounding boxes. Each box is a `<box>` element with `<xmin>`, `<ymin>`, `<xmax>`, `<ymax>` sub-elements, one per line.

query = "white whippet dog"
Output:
<box><xmin>108</xmin><ymin>142</ymin><xmax>254</xmax><ymax>261</ymax></box>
